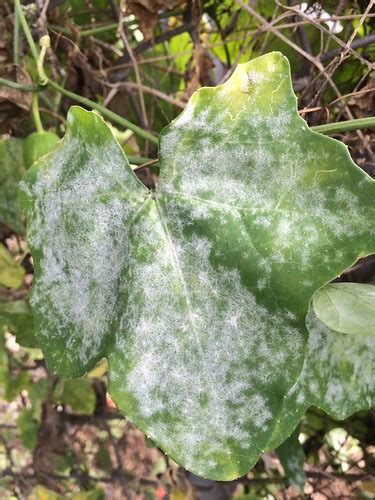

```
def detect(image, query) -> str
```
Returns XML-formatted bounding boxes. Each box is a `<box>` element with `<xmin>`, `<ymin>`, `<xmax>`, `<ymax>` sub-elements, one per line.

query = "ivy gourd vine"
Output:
<box><xmin>20</xmin><ymin>52</ymin><xmax>375</xmax><ymax>480</ymax></box>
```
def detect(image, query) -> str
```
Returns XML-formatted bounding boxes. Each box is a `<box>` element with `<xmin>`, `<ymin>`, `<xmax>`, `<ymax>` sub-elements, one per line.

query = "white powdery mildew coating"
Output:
<box><xmin>158</xmin><ymin>62</ymin><xmax>371</xmax><ymax>277</ymax></box>
<box><xmin>269</xmin><ymin>308</ymin><xmax>375</xmax><ymax>450</ymax></box>
<box><xmin>22</xmin><ymin>129</ymin><xmax>145</xmax><ymax>367</ymax></box>
<box><xmin>160</xmin><ymin>109</ymin><xmax>369</xmax><ymax>283</ymax></box>
<box><xmin>21</xmin><ymin>56</ymin><xmax>374</xmax><ymax>478</ymax></box>
<box><xmin>113</xmin><ymin>198</ymin><xmax>303</xmax><ymax>477</ymax></box>
<box><xmin>144</xmin><ymin>56</ymin><xmax>375</xmax><ymax>464</ymax></box>
<box><xmin>296</xmin><ymin>311</ymin><xmax>375</xmax><ymax>417</ymax></box>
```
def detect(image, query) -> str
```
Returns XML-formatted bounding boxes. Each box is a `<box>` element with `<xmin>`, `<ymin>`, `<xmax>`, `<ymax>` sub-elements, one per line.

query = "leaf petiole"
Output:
<box><xmin>31</xmin><ymin>94</ymin><xmax>44</xmax><ymax>134</ymax></box>
<box><xmin>311</xmin><ymin>117</ymin><xmax>375</xmax><ymax>135</ymax></box>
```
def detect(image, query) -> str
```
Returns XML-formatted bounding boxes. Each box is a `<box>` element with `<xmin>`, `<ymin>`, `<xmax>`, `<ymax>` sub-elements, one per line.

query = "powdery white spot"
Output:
<box><xmin>257</xmin><ymin>278</ymin><xmax>267</xmax><ymax>290</ymax></box>
<box><xmin>247</xmin><ymin>70</ymin><xmax>266</xmax><ymax>84</ymax></box>
<box><xmin>174</xmin><ymin>104</ymin><xmax>195</xmax><ymax>127</ymax></box>
<box><xmin>277</xmin><ymin>219</ymin><xmax>292</xmax><ymax>237</ymax></box>
<box><xmin>286</xmin><ymin>310</ymin><xmax>375</xmax><ymax>422</ymax></box>
<box><xmin>22</xmin><ymin>118</ymin><xmax>147</xmax><ymax>369</ymax></box>
<box><xmin>109</xmin><ymin>196</ymin><xmax>304</xmax><ymax>476</ymax></box>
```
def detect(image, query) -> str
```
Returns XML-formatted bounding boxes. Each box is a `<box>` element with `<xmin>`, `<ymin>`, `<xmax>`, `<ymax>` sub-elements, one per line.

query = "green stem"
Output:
<box><xmin>0</xmin><ymin>77</ymin><xmax>40</xmax><ymax>92</ymax></box>
<box><xmin>127</xmin><ymin>155</ymin><xmax>152</xmax><ymax>165</ymax></box>
<box><xmin>14</xmin><ymin>0</ymin><xmax>39</xmax><ymax>65</ymax></box>
<box><xmin>14</xmin><ymin>9</ymin><xmax>159</xmax><ymax>145</ymax></box>
<box><xmin>48</xmin><ymin>79</ymin><xmax>159</xmax><ymax>145</ymax></box>
<box><xmin>32</xmin><ymin>94</ymin><xmax>44</xmax><ymax>133</ymax></box>
<box><xmin>127</xmin><ymin>155</ymin><xmax>160</xmax><ymax>166</ymax></box>
<box><xmin>311</xmin><ymin>117</ymin><xmax>375</xmax><ymax>134</ymax></box>
<box><xmin>13</xmin><ymin>1</ymin><xmax>20</xmax><ymax>65</ymax></box>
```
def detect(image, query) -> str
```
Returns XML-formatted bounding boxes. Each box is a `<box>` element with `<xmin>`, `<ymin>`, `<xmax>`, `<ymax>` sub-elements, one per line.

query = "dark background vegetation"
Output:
<box><xmin>1</xmin><ymin>0</ymin><xmax>375</xmax><ymax>498</ymax></box>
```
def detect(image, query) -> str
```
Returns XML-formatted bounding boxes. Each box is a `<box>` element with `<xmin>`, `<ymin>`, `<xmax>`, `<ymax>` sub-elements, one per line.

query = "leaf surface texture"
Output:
<box><xmin>21</xmin><ymin>52</ymin><xmax>375</xmax><ymax>480</ymax></box>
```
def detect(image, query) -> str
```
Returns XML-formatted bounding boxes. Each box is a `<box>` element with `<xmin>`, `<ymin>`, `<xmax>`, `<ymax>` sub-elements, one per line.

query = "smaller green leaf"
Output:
<box><xmin>0</xmin><ymin>132</ymin><xmax>59</xmax><ymax>233</ymax></box>
<box><xmin>4</xmin><ymin>371</ymin><xmax>30</xmax><ymax>401</ymax></box>
<box><xmin>276</xmin><ymin>428</ymin><xmax>306</xmax><ymax>492</ymax></box>
<box><xmin>0</xmin><ymin>138</ymin><xmax>25</xmax><ymax>233</ymax></box>
<box><xmin>95</xmin><ymin>444</ymin><xmax>112</xmax><ymax>471</ymax></box>
<box><xmin>313</xmin><ymin>282</ymin><xmax>375</xmax><ymax>337</ymax></box>
<box><xmin>0</xmin><ymin>331</ymin><xmax>9</xmax><ymax>387</ymax></box>
<box><xmin>24</xmin><ymin>132</ymin><xmax>60</xmax><ymax>169</ymax></box>
<box><xmin>267</xmin><ymin>283</ymin><xmax>375</xmax><ymax>450</ymax></box>
<box><xmin>54</xmin><ymin>451</ymin><xmax>74</xmax><ymax>475</ymax></box>
<box><xmin>53</xmin><ymin>378</ymin><xmax>96</xmax><ymax>415</ymax></box>
<box><xmin>29</xmin><ymin>379</ymin><xmax>49</xmax><ymax>420</ymax></box>
<box><xmin>16</xmin><ymin>408</ymin><xmax>39</xmax><ymax>449</ymax></box>
<box><xmin>0</xmin><ymin>244</ymin><xmax>25</xmax><ymax>288</ymax></box>
<box><xmin>86</xmin><ymin>358</ymin><xmax>108</xmax><ymax>378</ymax></box>
<box><xmin>0</xmin><ymin>299</ymin><xmax>37</xmax><ymax>347</ymax></box>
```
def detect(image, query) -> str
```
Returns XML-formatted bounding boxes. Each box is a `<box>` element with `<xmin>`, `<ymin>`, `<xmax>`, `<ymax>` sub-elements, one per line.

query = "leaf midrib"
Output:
<box><xmin>154</xmin><ymin>196</ymin><xmax>226</xmax><ymax>406</ymax></box>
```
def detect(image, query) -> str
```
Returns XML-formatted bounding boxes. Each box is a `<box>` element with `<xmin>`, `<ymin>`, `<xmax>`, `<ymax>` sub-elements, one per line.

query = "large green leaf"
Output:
<box><xmin>0</xmin><ymin>132</ymin><xmax>59</xmax><ymax>233</ymax></box>
<box><xmin>20</xmin><ymin>52</ymin><xmax>375</xmax><ymax>480</ymax></box>
<box><xmin>0</xmin><ymin>138</ymin><xmax>25</xmax><ymax>233</ymax></box>
<box><xmin>266</xmin><ymin>283</ymin><xmax>375</xmax><ymax>451</ymax></box>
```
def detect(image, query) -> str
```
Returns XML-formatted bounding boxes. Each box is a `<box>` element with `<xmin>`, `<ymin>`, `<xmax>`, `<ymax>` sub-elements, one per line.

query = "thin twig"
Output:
<box><xmin>235</xmin><ymin>1</ymin><xmax>326</xmax><ymax>73</ymax></box>
<box><xmin>100</xmin><ymin>79</ymin><xmax>185</xmax><ymax>108</ymax></box>
<box><xmin>346</xmin><ymin>0</ymin><xmax>375</xmax><ymax>50</ymax></box>
<box><xmin>117</xmin><ymin>2</ymin><xmax>149</xmax><ymax>130</ymax></box>
<box><xmin>13</xmin><ymin>2</ymin><xmax>20</xmax><ymax>65</ymax></box>
<box><xmin>2</xmin><ymin>468</ymin><xmax>159</xmax><ymax>488</ymax></box>
<box><xmin>110</xmin><ymin>20</ymin><xmax>196</xmax><ymax>82</ymax></box>
<box><xmin>327</xmin><ymin>87</ymin><xmax>375</xmax><ymax>107</ymax></box>
<box><xmin>320</xmin><ymin>34</ymin><xmax>375</xmax><ymax>62</ymax></box>
<box><xmin>133</xmin><ymin>158</ymin><xmax>159</xmax><ymax>170</ymax></box>
<box><xmin>278</xmin><ymin>2</ymin><xmax>373</xmax><ymax>69</ymax></box>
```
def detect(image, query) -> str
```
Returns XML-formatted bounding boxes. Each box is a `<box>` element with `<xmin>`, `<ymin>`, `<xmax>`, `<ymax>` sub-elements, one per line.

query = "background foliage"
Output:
<box><xmin>0</xmin><ymin>0</ymin><xmax>374</xmax><ymax>498</ymax></box>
